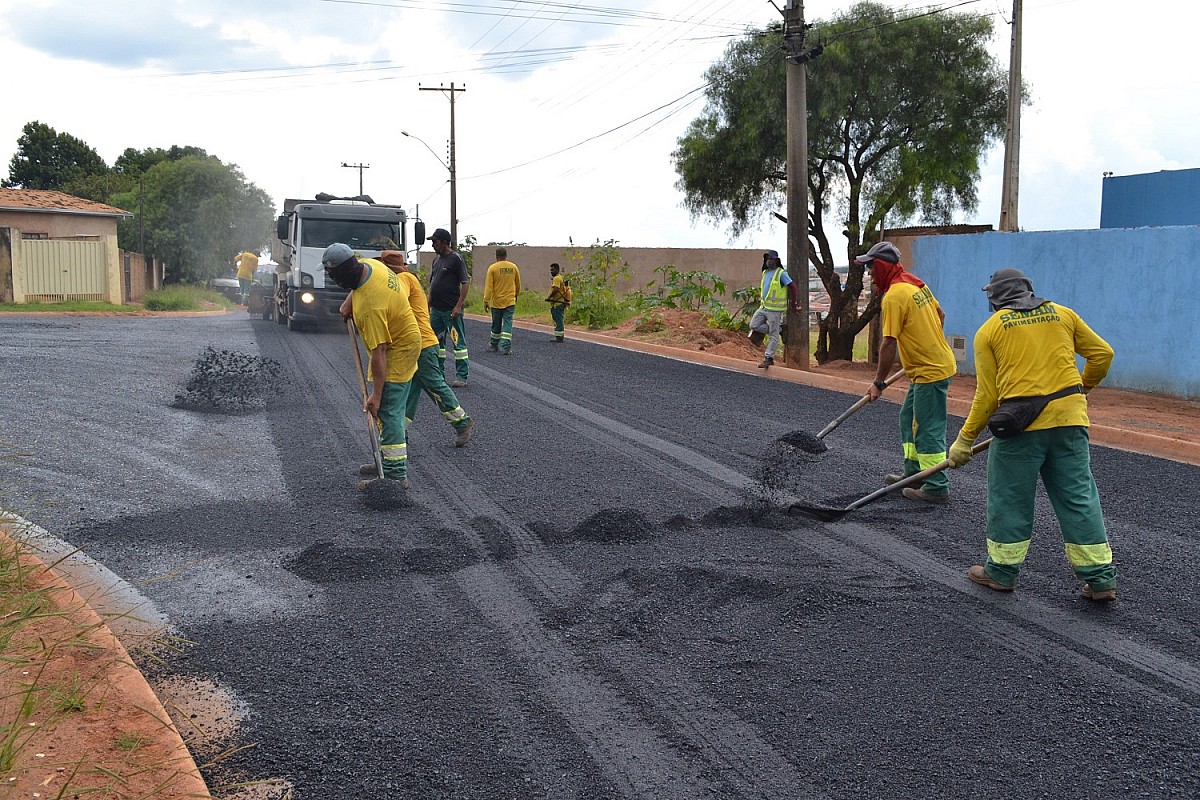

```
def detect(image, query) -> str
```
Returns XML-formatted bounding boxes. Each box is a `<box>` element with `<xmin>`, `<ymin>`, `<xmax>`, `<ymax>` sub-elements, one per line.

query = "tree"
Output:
<box><xmin>110</xmin><ymin>155</ymin><xmax>274</xmax><ymax>284</ymax></box>
<box><xmin>673</xmin><ymin>2</ymin><xmax>1008</xmax><ymax>361</ymax></box>
<box><xmin>3</xmin><ymin>121</ymin><xmax>111</xmax><ymax>201</ymax></box>
<box><xmin>113</xmin><ymin>145</ymin><xmax>208</xmax><ymax>177</ymax></box>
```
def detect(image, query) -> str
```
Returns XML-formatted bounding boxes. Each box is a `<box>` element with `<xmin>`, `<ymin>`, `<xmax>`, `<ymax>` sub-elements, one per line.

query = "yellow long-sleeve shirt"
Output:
<box><xmin>484</xmin><ymin>260</ymin><xmax>521</xmax><ymax>308</ymax></box>
<box><xmin>235</xmin><ymin>252</ymin><xmax>258</xmax><ymax>280</ymax></box>
<box><xmin>959</xmin><ymin>301</ymin><xmax>1113</xmax><ymax>442</ymax></box>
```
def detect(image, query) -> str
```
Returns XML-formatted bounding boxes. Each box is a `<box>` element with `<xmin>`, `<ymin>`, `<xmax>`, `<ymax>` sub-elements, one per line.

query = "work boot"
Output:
<box><xmin>450</xmin><ymin>379</ymin><xmax>468</xmax><ymax>388</ymax></box>
<box><xmin>489</xmin><ymin>343</ymin><xmax>499</xmax><ymax>352</ymax></box>
<box><xmin>902</xmin><ymin>486</ymin><xmax>950</xmax><ymax>505</ymax></box>
<box><xmin>358</xmin><ymin>477</ymin><xmax>408</xmax><ymax>491</ymax></box>
<box><xmin>758</xmin><ymin>356</ymin><xmax>774</xmax><ymax>369</ymax></box>
<box><xmin>968</xmin><ymin>565</ymin><xmax>1014</xmax><ymax>592</ymax></box>
<box><xmin>1082</xmin><ymin>584</ymin><xmax>1117</xmax><ymax>602</ymax></box>
<box><xmin>359</xmin><ymin>463</ymin><xmax>379</xmax><ymax>477</ymax></box>
<box><xmin>748</xmin><ymin>330</ymin><xmax>766</xmax><ymax>347</ymax></box>
<box><xmin>884</xmin><ymin>473</ymin><xmax>907</xmax><ymax>485</ymax></box>
<box><xmin>454</xmin><ymin>418</ymin><xmax>476</xmax><ymax>448</ymax></box>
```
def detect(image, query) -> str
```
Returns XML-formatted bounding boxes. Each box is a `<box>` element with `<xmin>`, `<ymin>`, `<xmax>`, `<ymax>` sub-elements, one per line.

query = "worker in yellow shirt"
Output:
<box><xmin>948</xmin><ymin>268</ymin><xmax>1117</xmax><ymax>601</ymax></box>
<box><xmin>544</xmin><ymin>262</ymin><xmax>571</xmax><ymax>342</ymax></box>
<box><xmin>322</xmin><ymin>243</ymin><xmax>421</xmax><ymax>491</ymax></box>
<box><xmin>483</xmin><ymin>247</ymin><xmax>522</xmax><ymax>355</ymax></box>
<box><xmin>862</xmin><ymin>241</ymin><xmax>957</xmax><ymax>504</ymax></box>
<box><xmin>234</xmin><ymin>251</ymin><xmax>259</xmax><ymax>304</ymax></box>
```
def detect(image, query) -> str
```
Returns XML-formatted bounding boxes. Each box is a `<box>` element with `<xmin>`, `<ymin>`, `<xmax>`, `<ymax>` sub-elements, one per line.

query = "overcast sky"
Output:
<box><xmin>1</xmin><ymin>0</ymin><xmax>1195</xmax><ymax>257</ymax></box>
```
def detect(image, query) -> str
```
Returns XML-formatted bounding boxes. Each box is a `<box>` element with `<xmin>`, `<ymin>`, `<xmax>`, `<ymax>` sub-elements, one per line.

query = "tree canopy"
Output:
<box><xmin>673</xmin><ymin>1</ymin><xmax>1009</xmax><ymax>361</ymax></box>
<box><xmin>110</xmin><ymin>154</ymin><xmax>274</xmax><ymax>284</ymax></box>
<box><xmin>2</xmin><ymin>121</ymin><xmax>111</xmax><ymax>201</ymax></box>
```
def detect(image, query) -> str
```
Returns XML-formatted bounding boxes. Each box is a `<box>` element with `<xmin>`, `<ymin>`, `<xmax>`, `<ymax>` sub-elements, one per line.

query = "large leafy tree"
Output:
<box><xmin>2</xmin><ymin>121</ymin><xmax>112</xmax><ymax>201</ymax></box>
<box><xmin>111</xmin><ymin>154</ymin><xmax>274</xmax><ymax>284</ymax></box>
<box><xmin>673</xmin><ymin>2</ymin><xmax>1008</xmax><ymax>361</ymax></box>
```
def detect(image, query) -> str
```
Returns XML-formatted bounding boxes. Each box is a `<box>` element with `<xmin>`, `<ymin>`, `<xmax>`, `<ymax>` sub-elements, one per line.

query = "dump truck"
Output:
<box><xmin>269</xmin><ymin>194</ymin><xmax>425</xmax><ymax>330</ymax></box>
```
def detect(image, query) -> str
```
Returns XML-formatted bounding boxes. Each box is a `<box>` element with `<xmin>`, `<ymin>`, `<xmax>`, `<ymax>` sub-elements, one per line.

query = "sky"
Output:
<box><xmin>0</xmin><ymin>0</ymin><xmax>1196</xmax><ymax>256</ymax></box>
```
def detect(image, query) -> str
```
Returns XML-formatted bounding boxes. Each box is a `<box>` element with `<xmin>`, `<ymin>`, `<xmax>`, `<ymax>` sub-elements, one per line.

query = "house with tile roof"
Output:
<box><xmin>0</xmin><ymin>189</ymin><xmax>154</xmax><ymax>304</ymax></box>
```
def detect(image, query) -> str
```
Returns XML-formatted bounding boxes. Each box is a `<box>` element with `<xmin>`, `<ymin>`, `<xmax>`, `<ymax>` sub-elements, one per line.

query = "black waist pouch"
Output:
<box><xmin>987</xmin><ymin>385</ymin><xmax>1083</xmax><ymax>439</ymax></box>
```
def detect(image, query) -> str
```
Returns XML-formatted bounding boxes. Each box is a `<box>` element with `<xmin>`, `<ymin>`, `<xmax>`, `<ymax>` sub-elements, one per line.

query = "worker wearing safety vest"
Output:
<box><xmin>747</xmin><ymin>250</ymin><xmax>800</xmax><ymax>369</ymax></box>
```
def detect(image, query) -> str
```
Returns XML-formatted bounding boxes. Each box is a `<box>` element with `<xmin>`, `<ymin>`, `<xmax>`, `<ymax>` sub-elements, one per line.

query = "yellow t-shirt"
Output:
<box><xmin>351</xmin><ymin>263</ymin><xmax>421</xmax><ymax>384</ymax></box>
<box><xmin>881</xmin><ymin>282</ymin><xmax>956</xmax><ymax>383</ymax></box>
<box><xmin>959</xmin><ymin>302</ymin><xmax>1114</xmax><ymax>441</ymax></box>
<box><xmin>484</xmin><ymin>260</ymin><xmax>522</xmax><ymax>308</ymax></box>
<box><xmin>235</xmin><ymin>252</ymin><xmax>258</xmax><ymax>280</ymax></box>
<box><xmin>547</xmin><ymin>274</ymin><xmax>570</xmax><ymax>304</ymax></box>
<box><xmin>362</xmin><ymin>259</ymin><xmax>439</xmax><ymax>351</ymax></box>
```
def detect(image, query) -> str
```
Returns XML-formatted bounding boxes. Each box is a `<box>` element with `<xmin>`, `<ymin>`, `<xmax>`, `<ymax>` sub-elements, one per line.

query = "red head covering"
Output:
<box><xmin>871</xmin><ymin>259</ymin><xmax>925</xmax><ymax>293</ymax></box>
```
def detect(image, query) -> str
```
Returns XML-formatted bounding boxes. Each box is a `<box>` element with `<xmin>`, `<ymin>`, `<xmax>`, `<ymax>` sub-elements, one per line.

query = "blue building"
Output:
<box><xmin>1100</xmin><ymin>167</ymin><xmax>1200</xmax><ymax>228</ymax></box>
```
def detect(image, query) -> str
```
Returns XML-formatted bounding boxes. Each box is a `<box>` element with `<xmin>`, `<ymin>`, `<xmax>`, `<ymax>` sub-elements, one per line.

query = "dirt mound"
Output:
<box><xmin>610</xmin><ymin>309</ymin><xmax>761</xmax><ymax>360</ymax></box>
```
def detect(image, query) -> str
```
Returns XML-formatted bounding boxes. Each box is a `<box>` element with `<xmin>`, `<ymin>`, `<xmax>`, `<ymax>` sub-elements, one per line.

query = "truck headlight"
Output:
<box><xmin>300</xmin><ymin>291</ymin><xmax>316</xmax><ymax>305</ymax></box>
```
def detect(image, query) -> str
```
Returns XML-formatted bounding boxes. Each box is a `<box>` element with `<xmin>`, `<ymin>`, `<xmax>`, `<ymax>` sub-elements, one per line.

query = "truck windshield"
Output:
<box><xmin>301</xmin><ymin>220</ymin><xmax>401</xmax><ymax>251</ymax></box>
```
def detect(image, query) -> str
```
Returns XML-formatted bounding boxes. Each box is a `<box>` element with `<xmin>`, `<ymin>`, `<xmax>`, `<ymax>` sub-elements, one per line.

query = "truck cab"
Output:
<box><xmin>271</xmin><ymin>197</ymin><xmax>424</xmax><ymax>330</ymax></box>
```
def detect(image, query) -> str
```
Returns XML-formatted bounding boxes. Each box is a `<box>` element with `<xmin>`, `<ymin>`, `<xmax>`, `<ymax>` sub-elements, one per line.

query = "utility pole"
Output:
<box><xmin>998</xmin><ymin>0</ymin><xmax>1022</xmax><ymax>232</ymax></box>
<box><xmin>420</xmin><ymin>82</ymin><xmax>466</xmax><ymax>247</ymax></box>
<box><xmin>138</xmin><ymin>177</ymin><xmax>145</xmax><ymax>256</ymax></box>
<box><xmin>340</xmin><ymin>162</ymin><xmax>370</xmax><ymax>196</ymax></box>
<box><xmin>783</xmin><ymin>0</ymin><xmax>813</xmax><ymax>370</ymax></box>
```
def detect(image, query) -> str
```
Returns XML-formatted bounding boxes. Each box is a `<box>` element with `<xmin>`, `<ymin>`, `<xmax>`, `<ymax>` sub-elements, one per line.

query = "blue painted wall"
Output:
<box><xmin>912</xmin><ymin>227</ymin><xmax>1200</xmax><ymax>399</ymax></box>
<box><xmin>1100</xmin><ymin>168</ymin><xmax>1200</xmax><ymax>228</ymax></box>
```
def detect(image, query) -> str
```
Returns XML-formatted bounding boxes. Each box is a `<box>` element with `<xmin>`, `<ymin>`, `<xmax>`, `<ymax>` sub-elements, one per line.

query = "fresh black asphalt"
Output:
<box><xmin>1</xmin><ymin>312</ymin><xmax>1198</xmax><ymax>799</ymax></box>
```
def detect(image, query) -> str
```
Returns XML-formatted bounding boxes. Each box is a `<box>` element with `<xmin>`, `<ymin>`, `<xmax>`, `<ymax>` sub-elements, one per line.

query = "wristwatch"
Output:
<box><xmin>873</xmin><ymin>379</ymin><xmax>888</xmax><ymax>391</ymax></box>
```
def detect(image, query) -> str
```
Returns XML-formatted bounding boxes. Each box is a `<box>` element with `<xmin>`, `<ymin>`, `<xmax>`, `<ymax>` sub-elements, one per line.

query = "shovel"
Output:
<box><xmin>789</xmin><ymin>438</ymin><xmax>993</xmax><ymax>522</ymax></box>
<box><xmin>778</xmin><ymin>369</ymin><xmax>905</xmax><ymax>454</ymax></box>
<box><xmin>346</xmin><ymin>319</ymin><xmax>384</xmax><ymax>481</ymax></box>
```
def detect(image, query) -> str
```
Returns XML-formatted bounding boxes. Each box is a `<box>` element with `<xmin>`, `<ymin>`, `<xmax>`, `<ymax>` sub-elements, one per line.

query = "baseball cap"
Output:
<box><xmin>321</xmin><ymin>242</ymin><xmax>355</xmax><ymax>268</ymax></box>
<box><xmin>854</xmin><ymin>241</ymin><xmax>901</xmax><ymax>264</ymax></box>
<box><xmin>429</xmin><ymin>228</ymin><xmax>451</xmax><ymax>243</ymax></box>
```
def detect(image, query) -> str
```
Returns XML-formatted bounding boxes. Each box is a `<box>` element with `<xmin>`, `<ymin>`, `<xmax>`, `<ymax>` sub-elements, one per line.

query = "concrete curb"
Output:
<box><xmin>497</xmin><ymin>315</ymin><xmax>1200</xmax><ymax>467</ymax></box>
<box><xmin>0</xmin><ymin>514</ymin><xmax>212</xmax><ymax>799</ymax></box>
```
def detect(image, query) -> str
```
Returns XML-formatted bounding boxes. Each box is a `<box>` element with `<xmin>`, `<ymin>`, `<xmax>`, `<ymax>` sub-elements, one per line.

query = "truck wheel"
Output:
<box><xmin>276</xmin><ymin>305</ymin><xmax>286</xmax><ymax>325</ymax></box>
<box><xmin>287</xmin><ymin>312</ymin><xmax>302</xmax><ymax>332</ymax></box>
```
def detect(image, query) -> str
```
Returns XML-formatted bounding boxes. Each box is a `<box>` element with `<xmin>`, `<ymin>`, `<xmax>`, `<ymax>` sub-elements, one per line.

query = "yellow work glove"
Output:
<box><xmin>948</xmin><ymin>434</ymin><xmax>974</xmax><ymax>468</ymax></box>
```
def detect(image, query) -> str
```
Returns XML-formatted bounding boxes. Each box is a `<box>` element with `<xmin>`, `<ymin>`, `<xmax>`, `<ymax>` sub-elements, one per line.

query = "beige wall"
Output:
<box><xmin>0</xmin><ymin>210</ymin><xmax>119</xmax><ymax>239</ymax></box>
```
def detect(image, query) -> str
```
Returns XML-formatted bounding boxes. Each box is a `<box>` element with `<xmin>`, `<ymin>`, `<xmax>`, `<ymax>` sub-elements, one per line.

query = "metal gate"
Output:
<box><xmin>19</xmin><ymin>239</ymin><xmax>107</xmax><ymax>302</ymax></box>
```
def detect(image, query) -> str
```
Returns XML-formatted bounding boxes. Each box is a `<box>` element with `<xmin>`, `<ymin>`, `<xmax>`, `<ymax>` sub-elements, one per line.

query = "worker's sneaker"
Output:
<box><xmin>884</xmin><ymin>473</ymin><xmax>908</xmax><ymax>485</ymax></box>
<box><xmin>449</xmin><ymin>380</ymin><xmax>468</xmax><ymax>388</ymax></box>
<box><xmin>359</xmin><ymin>463</ymin><xmax>379</xmax><ymax>477</ymax></box>
<box><xmin>358</xmin><ymin>477</ymin><xmax>408</xmax><ymax>491</ymax></box>
<box><xmin>758</xmin><ymin>356</ymin><xmax>774</xmax><ymax>369</ymax></box>
<box><xmin>902</xmin><ymin>486</ymin><xmax>950</xmax><ymax>505</ymax></box>
<box><xmin>1082</xmin><ymin>584</ymin><xmax>1117</xmax><ymax>602</ymax></box>
<box><xmin>502</xmin><ymin>349</ymin><xmax>512</xmax><ymax>356</ymax></box>
<box><xmin>748</xmin><ymin>330</ymin><xmax>766</xmax><ymax>346</ymax></box>
<box><xmin>454</xmin><ymin>418</ymin><xmax>476</xmax><ymax>448</ymax></box>
<box><xmin>967</xmin><ymin>565</ymin><xmax>1015</xmax><ymax>592</ymax></box>
<box><xmin>554</xmin><ymin>337</ymin><xmax>564</xmax><ymax>342</ymax></box>
<box><xmin>489</xmin><ymin>343</ymin><xmax>499</xmax><ymax>352</ymax></box>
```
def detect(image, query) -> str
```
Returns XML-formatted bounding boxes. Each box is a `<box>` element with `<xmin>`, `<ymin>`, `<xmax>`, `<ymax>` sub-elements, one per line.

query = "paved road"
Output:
<box><xmin>2</xmin><ymin>312</ymin><xmax>1198</xmax><ymax>799</ymax></box>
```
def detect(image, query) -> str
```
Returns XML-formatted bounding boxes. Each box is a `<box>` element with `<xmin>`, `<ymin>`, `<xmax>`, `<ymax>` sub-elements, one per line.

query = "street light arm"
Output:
<box><xmin>401</xmin><ymin>131</ymin><xmax>449</xmax><ymax>172</ymax></box>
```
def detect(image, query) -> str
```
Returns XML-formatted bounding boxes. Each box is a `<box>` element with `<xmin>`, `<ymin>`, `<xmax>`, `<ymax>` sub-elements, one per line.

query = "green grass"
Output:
<box><xmin>143</xmin><ymin>284</ymin><xmax>231</xmax><ymax>311</ymax></box>
<box><xmin>0</xmin><ymin>300</ymin><xmax>132</xmax><ymax>313</ymax></box>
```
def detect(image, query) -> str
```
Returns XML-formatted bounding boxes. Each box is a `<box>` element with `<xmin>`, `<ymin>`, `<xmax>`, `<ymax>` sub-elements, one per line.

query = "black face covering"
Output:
<box><xmin>325</xmin><ymin>257</ymin><xmax>362</xmax><ymax>291</ymax></box>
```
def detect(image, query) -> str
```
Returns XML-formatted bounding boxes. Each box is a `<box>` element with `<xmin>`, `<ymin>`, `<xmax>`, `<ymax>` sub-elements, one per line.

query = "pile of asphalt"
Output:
<box><xmin>172</xmin><ymin>347</ymin><xmax>282</xmax><ymax>415</ymax></box>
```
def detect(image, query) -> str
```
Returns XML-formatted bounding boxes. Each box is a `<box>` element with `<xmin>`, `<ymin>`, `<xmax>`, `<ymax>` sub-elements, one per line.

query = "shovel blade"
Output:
<box><xmin>786</xmin><ymin>502</ymin><xmax>850</xmax><ymax>522</ymax></box>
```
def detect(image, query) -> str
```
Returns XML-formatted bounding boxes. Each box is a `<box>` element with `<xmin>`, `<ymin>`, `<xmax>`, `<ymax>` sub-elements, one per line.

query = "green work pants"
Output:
<box><xmin>550</xmin><ymin>303</ymin><xmax>567</xmax><ymax>340</ymax></box>
<box><xmin>982</xmin><ymin>426</ymin><xmax>1116</xmax><ymax>590</ymax></box>
<box><xmin>429</xmin><ymin>307</ymin><xmax>469</xmax><ymax>382</ymax></box>
<box><xmin>490</xmin><ymin>305</ymin><xmax>515</xmax><ymax>352</ymax></box>
<box><xmin>899</xmin><ymin>378</ymin><xmax>950</xmax><ymax>496</ymax></box>
<box><xmin>378</xmin><ymin>380</ymin><xmax>411</xmax><ymax>480</ymax></box>
<box><xmin>405</xmin><ymin>345</ymin><xmax>471</xmax><ymax>431</ymax></box>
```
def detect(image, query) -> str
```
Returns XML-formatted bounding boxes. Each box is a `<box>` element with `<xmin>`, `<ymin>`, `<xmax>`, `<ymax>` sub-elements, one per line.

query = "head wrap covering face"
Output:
<box><xmin>870</xmin><ymin>260</ymin><xmax>925</xmax><ymax>293</ymax></box>
<box><xmin>982</xmin><ymin>268</ymin><xmax>1047</xmax><ymax>312</ymax></box>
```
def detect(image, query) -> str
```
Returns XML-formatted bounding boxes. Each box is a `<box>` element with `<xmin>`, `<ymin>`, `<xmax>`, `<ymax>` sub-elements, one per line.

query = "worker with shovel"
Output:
<box><xmin>861</xmin><ymin>242</ymin><xmax>957</xmax><ymax>505</ymax></box>
<box><xmin>747</xmin><ymin>250</ymin><xmax>801</xmax><ymax>369</ymax></box>
<box><xmin>947</xmin><ymin>268</ymin><xmax>1117</xmax><ymax>601</ymax></box>
<box><xmin>323</xmin><ymin>243</ymin><xmax>422</xmax><ymax>491</ymax></box>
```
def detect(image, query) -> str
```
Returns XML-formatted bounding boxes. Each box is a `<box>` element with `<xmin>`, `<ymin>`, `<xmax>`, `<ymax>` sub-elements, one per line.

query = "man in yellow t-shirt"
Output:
<box><xmin>861</xmin><ymin>241</ymin><xmax>957</xmax><ymax>504</ymax></box>
<box><xmin>948</xmin><ymin>268</ymin><xmax>1117</xmax><ymax>601</ymax></box>
<box><xmin>234</xmin><ymin>251</ymin><xmax>259</xmax><ymax>303</ymax></box>
<box><xmin>544</xmin><ymin>262</ymin><xmax>571</xmax><ymax>342</ymax></box>
<box><xmin>483</xmin><ymin>247</ymin><xmax>522</xmax><ymax>355</ymax></box>
<box><xmin>322</xmin><ymin>243</ymin><xmax>421</xmax><ymax>490</ymax></box>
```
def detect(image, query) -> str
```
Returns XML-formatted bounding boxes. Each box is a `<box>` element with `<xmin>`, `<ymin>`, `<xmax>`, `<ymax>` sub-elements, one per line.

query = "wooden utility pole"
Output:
<box><xmin>341</xmin><ymin>162</ymin><xmax>370</xmax><ymax>196</ymax></box>
<box><xmin>998</xmin><ymin>0</ymin><xmax>1022</xmax><ymax>231</ymax></box>
<box><xmin>420</xmin><ymin>82</ymin><xmax>466</xmax><ymax>247</ymax></box>
<box><xmin>784</xmin><ymin>0</ymin><xmax>811</xmax><ymax>370</ymax></box>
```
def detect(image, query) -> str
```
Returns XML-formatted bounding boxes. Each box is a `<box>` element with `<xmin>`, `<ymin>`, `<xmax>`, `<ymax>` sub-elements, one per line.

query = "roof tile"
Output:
<box><xmin>0</xmin><ymin>189</ymin><xmax>129</xmax><ymax>216</ymax></box>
